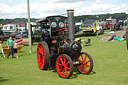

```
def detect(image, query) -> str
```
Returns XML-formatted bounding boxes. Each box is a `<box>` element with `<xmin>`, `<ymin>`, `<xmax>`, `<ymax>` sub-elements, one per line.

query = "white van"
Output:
<box><xmin>2</xmin><ymin>24</ymin><xmax>19</xmax><ymax>33</ymax></box>
<box><xmin>75</xmin><ymin>22</ymin><xmax>83</xmax><ymax>29</ymax></box>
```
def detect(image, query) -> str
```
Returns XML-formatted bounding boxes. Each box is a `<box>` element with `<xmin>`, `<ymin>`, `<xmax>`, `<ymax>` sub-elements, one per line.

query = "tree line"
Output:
<box><xmin>0</xmin><ymin>18</ymin><xmax>38</xmax><ymax>25</ymax></box>
<box><xmin>74</xmin><ymin>12</ymin><xmax>128</xmax><ymax>22</ymax></box>
<box><xmin>0</xmin><ymin>12</ymin><xmax>128</xmax><ymax>25</ymax></box>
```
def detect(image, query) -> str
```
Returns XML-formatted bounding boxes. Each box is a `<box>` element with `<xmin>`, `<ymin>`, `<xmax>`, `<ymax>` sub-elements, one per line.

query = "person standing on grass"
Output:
<box><xmin>126</xmin><ymin>18</ymin><xmax>128</xmax><ymax>26</ymax></box>
<box><xmin>7</xmin><ymin>36</ymin><xmax>15</xmax><ymax>58</ymax></box>
<box><xmin>0</xmin><ymin>41</ymin><xmax>5</xmax><ymax>57</ymax></box>
<box><xmin>13</xmin><ymin>39</ymin><xmax>18</xmax><ymax>58</ymax></box>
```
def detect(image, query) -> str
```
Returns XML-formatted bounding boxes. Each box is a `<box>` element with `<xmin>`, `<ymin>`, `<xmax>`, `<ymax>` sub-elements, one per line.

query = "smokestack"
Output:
<box><xmin>67</xmin><ymin>9</ymin><xmax>74</xmax><ymax>41</ymax></box>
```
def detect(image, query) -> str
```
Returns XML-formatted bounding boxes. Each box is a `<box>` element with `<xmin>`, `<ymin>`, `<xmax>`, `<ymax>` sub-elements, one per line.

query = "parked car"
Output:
<box><xmin>82</xmin><ymin>19</ymin><xmax>104</xmax><ymax>35</ymax></box>
<box><xmin>16</xmin><ymin>31</ymin><xmax>28</xmax><ymax>39</ymax></box>
<box><xmin>0</xmin><ymin>30</ymin><xmax>16</xmax><ymax>41</ymax></box>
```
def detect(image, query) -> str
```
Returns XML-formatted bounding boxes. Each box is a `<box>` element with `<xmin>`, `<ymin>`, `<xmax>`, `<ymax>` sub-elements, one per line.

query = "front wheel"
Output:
<box><xmin>76</xmin><ymin>52</ymin><xmax>93</xmax><ymax>74</ymax></box>
<box><xmin>56</xmin><ymin>54</ymin><xmax>73</xmax><ymax>79</ymax></box>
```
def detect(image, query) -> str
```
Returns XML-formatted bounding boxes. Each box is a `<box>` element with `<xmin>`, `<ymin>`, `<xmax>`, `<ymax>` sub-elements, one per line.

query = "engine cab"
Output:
<box><xmin>36</xmin><ymin>15</ymin><xmax>81</xmax><ymax>58</ymax></box>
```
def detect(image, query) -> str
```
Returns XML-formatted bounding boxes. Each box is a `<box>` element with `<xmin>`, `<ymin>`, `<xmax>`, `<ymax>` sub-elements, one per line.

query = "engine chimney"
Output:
<box><xmin>67</xmin><ymin>9</ymin><xmax>74</xmax><ymax>41</ymax></box>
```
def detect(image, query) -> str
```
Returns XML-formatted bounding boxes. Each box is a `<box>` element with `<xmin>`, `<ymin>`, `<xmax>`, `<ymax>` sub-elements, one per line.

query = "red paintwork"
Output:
<box><xmin>106</xmin><ymin>19</ymin><xmax>117</xmax><ymax>29</ymax></box>
<box><xmin>37</xmin><ymin>43</ymin><xmax>45</xmax><ymax>69</ymax></box>
<box><xmin>52</xmin><ymin>40</ymin><xmax>57</xmax><ymax>43</ymax></box>
<box><xmin>107</xmin><ymin>20</ymin><xmax>112</xmax><ymax>29</ymax></box>
<box><xmin>76</xmin><ymin>53</ymin><xmax>91</xmax><ymax>74</ymax></box>
<box><xmin>56</xmin><ymin>55</ymin><xmax>71</xmax><ymax>78</ymax></box>
<box><xmin>16</xmin><ymin>38</ymin><xmax>23</xmax><ymax>45</ymax></box>
<box><xmin>6</xmin><ymin>23</ymin><xmax>25</xmax><ymax>27</ymax></box>
<box><xmin>58</xmin><ymin>28</ymin><xmax>67</xmax><ymax>34</ymax></box>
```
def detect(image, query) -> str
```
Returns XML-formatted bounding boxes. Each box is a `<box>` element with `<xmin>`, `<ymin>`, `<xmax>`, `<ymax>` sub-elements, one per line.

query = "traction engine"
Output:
<box><xmin>37</xmin><ymin>9</ymin><xmax>93</xmax><ymax>78</ymax></box>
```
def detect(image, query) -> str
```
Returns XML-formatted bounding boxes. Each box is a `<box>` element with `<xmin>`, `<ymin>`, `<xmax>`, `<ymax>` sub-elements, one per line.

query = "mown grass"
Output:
<box><xmin>0</xmin><ymin>30</ymin><xmax>128</xmax><ymax>85</ymax></box>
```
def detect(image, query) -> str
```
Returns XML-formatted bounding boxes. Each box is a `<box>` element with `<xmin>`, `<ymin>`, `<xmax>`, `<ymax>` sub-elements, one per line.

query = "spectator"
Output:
<box><xmin>0</xmin><ymin>41</ymin><xmax>5</xmax><ymax>57</ymax></box>
<box><xmin>7</xmin><ymin>36</ymin><xmax>15</xmax><ymax>58</ymax></box>
<box><xmin>126</xmin><ymin>18</ymin><xmax>128</xmax><ymax>26</ymax></box>
<box><xmin>41</xmin><ymin>30</ymin><xmax>49</xmax><ymax>41</ymax></box>
<box><xmin>41</xmin><ymin>31</ymin><xmax>45</xmax><ymax>41</ymax></box>
<box><xmin>13</xmin><ymin>39</ymin><xmax>18</xmax><ymax>58</ymax></box>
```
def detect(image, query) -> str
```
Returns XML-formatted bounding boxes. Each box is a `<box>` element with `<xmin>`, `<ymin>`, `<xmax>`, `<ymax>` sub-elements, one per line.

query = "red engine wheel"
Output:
<box><xmin>76</xmin><ymin>52</ymin><xmax>93</xmax><ymax>74</ymax></box>
<box><xmin>56</xmin><ymin>54</ymin><xmax>73</xmax><ymax>79</ymax></box>
<box><xmin>37</xmin><ymin>42</ymin><xmax>49</xmax><ymax>70</ymax></box>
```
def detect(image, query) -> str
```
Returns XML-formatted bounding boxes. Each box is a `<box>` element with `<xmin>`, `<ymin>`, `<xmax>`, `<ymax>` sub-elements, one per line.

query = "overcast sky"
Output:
<box><xmin>0</xmin><ymin>0</ymin><xmax>128</xmax><ymax>19</ymax></box>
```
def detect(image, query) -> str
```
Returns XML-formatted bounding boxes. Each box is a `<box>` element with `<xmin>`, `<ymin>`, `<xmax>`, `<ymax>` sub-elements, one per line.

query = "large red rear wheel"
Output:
<box><xmin>76</xmin><ymin>52</ymin><xmax>93</xmax><ymax>74</ymax></box>
<box><xmin>56</xmin><ymin>54</ymin><xmax>73</xmax><ymax>79</ymax></box>
<box><xmin>37</xmin><ymin>42</ymin><xmax>49</xmax><ymax>70</ymax></box>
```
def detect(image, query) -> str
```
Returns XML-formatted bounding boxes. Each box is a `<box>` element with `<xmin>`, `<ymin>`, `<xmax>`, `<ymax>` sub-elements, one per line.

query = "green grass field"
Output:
<box><xmin>0</xmin><ymin>31</ymin><xmax>128</xmax><ymax>85</ymax></box>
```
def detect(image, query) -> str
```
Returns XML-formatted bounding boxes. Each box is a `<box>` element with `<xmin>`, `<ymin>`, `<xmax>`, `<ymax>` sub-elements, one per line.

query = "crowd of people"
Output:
<box><xmin>0</xmin><ymin>36</ymin><xmax>18</xmax><ymax>58</ymax></box>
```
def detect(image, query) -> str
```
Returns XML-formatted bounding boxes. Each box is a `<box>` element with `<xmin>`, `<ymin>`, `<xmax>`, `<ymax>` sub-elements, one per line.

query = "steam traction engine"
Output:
<box><xmin>37</xmin><ymin>10</ymin><xmax>93</xmax><ymax>78</ymax></box>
